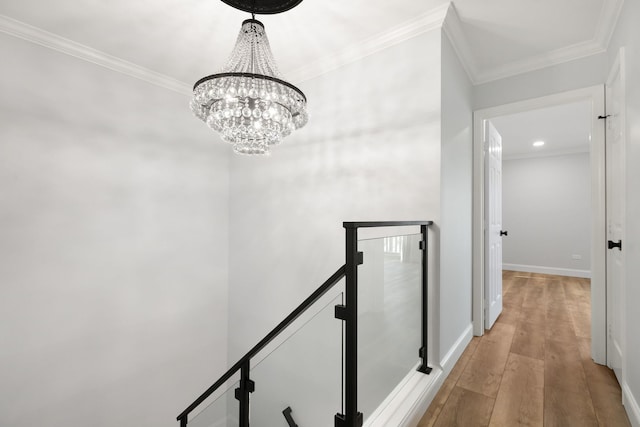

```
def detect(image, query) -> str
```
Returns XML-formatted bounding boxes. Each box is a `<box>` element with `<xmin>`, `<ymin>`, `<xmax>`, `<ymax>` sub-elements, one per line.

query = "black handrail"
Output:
<box><xmin>177</xmin><ymin>220</ymin><xmax>433</xmax><ymax>427</ymax></box>
<box><xmin>177</xmin><ymin>264</ymin><xmax>347</xmax><ymax>424</ymax></box>
<box><xmin>343</xmin><ymin>220</ymin><xmax>433</xmax><ymax>228</ymax></box>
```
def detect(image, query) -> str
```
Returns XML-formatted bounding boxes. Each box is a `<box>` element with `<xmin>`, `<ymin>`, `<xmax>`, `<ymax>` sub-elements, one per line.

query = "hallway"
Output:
<box><xmin>418</xmin><ymin>271</ymin><xmax>631</xmax><ymax>426</ymax></box>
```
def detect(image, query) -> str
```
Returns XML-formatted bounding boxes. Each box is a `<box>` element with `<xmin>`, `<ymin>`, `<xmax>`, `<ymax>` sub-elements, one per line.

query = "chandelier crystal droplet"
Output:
<box><xmin>190</xmin><ymin>19</ymin><xmax>308</xmax><ymax>155</ymax></box>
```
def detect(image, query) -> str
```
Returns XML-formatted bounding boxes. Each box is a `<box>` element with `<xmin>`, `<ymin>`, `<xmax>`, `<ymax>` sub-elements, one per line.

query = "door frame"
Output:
<box><xmin>472</xmin><ymin>85</ymin><xmax>607</xmax><ymax>364</ymax></box>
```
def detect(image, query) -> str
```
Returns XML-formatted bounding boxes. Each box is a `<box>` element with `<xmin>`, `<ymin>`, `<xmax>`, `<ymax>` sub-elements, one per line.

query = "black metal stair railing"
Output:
<box><xmin>282</xmin><ymin>406</ymin><xmax>299</xmax><ymax>427</ymax></box>
<box><xmin>176</xmin><ymin>220</ymin><xmax>433</xmax><ymax>427</ymax></box>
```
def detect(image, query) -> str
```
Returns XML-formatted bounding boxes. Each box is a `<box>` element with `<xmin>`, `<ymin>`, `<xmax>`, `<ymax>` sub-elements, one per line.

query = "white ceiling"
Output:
<box><xmin>0</xmin><ymin>0</ymin><xmax>624</xmax><ymax>89</ymax></box>
<box><xmin>491</xmin><ymin>101</ymin><xmax>592</xmax><ymax>159</ymax></box>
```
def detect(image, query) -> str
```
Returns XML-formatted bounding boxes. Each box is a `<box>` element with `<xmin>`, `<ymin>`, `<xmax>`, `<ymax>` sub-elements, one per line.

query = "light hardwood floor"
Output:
<box><xmin>418</xmin><ymin>271</ymin><xmax>631</xmax><ymax>427</ymax></box>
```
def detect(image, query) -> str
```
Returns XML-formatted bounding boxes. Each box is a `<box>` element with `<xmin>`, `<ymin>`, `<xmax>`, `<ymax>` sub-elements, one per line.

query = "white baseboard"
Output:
<box><xmin>364</xmin><ymin>366</ymin><xmax>444</xmax><ymax>427</ymax></box>
<box><xmin>503</xmin><ymin>263</ymin><xmax>591</xmax><ymax>279</ymax></box>
<box><xmin>365</xmin><ymin>324</ymin><xmax>474</xmax><ymax>427</ymax></box>
<box><xmin>439</xmin><ymin>324</ymin><xmax>474</xmax><ymax>375</ymax></box>
<box><xmin>622</xmin><ymin>381</ymin><xmax>640</xmax><ymax>427</ymax></box>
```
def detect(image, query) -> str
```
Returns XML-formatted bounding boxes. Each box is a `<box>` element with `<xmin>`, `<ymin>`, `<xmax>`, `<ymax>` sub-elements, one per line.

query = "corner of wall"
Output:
<box><xmin>439</xmin><ymin>324</ymin><xmax>473</xmax><ymax>373</ymax></box>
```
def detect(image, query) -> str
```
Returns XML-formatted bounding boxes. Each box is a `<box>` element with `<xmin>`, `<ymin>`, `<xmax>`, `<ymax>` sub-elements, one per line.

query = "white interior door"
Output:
<box><xmin>484</xmin><ymin>120</ymin><xmax>503</xmax><ymax>330</ymax></box>
<box><xmin>606</xmin><ymin>50</ymin><xmax>625</xmax><ymax>383</ymax></box>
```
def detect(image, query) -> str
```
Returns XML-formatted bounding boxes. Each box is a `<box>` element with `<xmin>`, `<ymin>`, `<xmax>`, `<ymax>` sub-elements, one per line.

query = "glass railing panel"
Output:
<box><xmin>357</xmin><ymin>233</ymin><xmax>422</xmax><ymax>421</ymax></box>
<box><xmin>249</xmin><ymin>290</ymin><xmax>344</xmax><ymax>427</ymax></box>
<box><xmin>188</xmin><ymin>378</ymin><xmax>239</xmax><ymax>427</ymax></box>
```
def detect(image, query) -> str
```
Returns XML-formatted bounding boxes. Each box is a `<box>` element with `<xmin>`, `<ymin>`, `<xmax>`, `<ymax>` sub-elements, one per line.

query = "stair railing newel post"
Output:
<box><xmin>418</xmin><ymin>224</ymin><xmax>432</xmax><ymax>374</ymax></box>
<box><xmin>335</xmin><ymin>225</ymin><xmax>364</xmax><ymax>427</ymax></box>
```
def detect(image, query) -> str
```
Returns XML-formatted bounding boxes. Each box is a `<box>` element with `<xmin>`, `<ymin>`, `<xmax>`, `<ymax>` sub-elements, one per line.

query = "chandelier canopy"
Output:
<box><xmin>191</xmin><ymin>17</ymin><xmax>308</xmax><ymax>155</ymax></box>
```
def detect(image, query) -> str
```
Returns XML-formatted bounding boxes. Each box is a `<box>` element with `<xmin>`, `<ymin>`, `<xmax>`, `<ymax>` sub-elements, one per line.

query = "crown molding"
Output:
<box><xmin>0</xmin><ymin>14</ymin><xmax>192</xmax><ymax>95</ymax></box>
<box><xmin>1</xmin><ymin>0</ymin><xmax>624</xmax><ymax>91</ymax></box>
<box><xmin>442</xmin><ymin>0</ymin><xmax>624</xmax><ymax>85</ymax></box>
<box><xmin>441</xmin><ymin>3</ymin><xmax>478</xmax><ymax>84</ymax></box>
<box><xmin>594</xmin><ymin>0</ymin><xmax>625</xmax><ymax>48</ymax></box>
<box><xmin>474</xmin><ymin>38</ymin><xmax>606</xmax><ymax>84</ymax></box>
<box><xmin>289</xmin><ymin>3</ymin><xmax>450</xmax><ymax>83</ymax></box>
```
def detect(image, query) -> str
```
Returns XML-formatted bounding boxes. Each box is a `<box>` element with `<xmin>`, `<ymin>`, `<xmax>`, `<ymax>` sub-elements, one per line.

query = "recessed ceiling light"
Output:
<box><xmin>533</xmin><ymin>140</ymin><xmax>545</xmax><ymax>147</ymax></box>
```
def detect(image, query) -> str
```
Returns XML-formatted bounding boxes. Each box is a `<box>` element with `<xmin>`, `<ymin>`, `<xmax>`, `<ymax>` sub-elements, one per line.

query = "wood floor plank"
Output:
<box><xmin>418</xmin><ymin>372</ymin><xmax>459</xmax><ymax>427</ymax></box>
<box><xmin>482</xmin><ymin>322</ymin><xmax>516</xmax><ymax>345</ymax></box>
<box><xmin>503</xmin><ymin>270</ymin><xmax>516</xmax><ymax>282</ymax></box>
<box><xmin>544</xmin><ymin>318</ymin><xmax>577</xmax><ymax>343</ymax></box>
<box><xmin>418</xmin><ymin>337</ymin><xmax>481</xmax><ymax>427</ymax></box>
<box><xmin>521</xmin><ymin>281</ymin><xmax>546</xmax><ymax>309</ymax></box>
<box><xmin>519</xmin><ymin>306</ymin><xmax>546</xmax><ymax>326</ymax></box>
<box><xmin>432</xmin><ymin>386</ymin><xmax>494</xmax><ymax>427</ymax></box>
<box><xmin>544</xmin><ymin>386</ymin><xmax>598</xmax><ymax>427</ymax></box>
<box><xmin>495</xmin><ymin>306</ymin><xmax>519</xmax><ymax>326</ymax></box>
<box><xmin>575</xmin><ymin>337</ymin><xmax>632</xmax><ymax>426</ymax></box>
<box><xmin>545</xmin><ymin>339</ymin><xmax>588</xmax><ymax>394</ymax></box>
<box><xmin>588</xmin><ymin>380</ymin><xmax>632</xmax><ymax>427</ymax></box>
<box><xmin>570</xmin><ymin>308</ymin><xmax>591</xmax><ymax>338</ymax></box>
<box><xmin>577</xmin><ymin>337</ymin><xmax>621</xmax><ymax>389</ymax></box>
<box><xmin>489</xmin><ymin>353</ymin><xmax>544</xmax><ymax>427</ymax></box>
<box><xmin>511</xmin><ymin>320</ymin><xmax>545</xmax><ymax>360</ymax></box>
<box><xmin>421</xmin><ymin>272</ymin><xmax>630</xmax><ymax>427</ymax></box>
<box><xmin>457</xmin><ymin>330</ymin><xmax>513</xmax><ymax>398</ymax></box>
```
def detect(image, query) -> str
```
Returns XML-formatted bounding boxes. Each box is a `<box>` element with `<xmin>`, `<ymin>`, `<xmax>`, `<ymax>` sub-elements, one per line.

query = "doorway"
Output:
<box><xmin>472</xmin><ymin>86</ymin><xmax>607</xmax><ymax>364</ymax></box>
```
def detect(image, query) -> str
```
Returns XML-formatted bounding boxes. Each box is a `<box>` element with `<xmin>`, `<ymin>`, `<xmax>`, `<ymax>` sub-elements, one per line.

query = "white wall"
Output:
<box><xmin>608</xmin><ymin>0</ymin><xmax>640</xmax><ymax>423</ymax></box>
<box><xmin>474</xmin><ymin>52</ymin><xmax>608</xmax><ymax>110</ymax></box>
<box><xmin>501</xmin><ymin>153</ymin><xmax>591</xmax><ymax>276</ymax></box>
<box><xmin>226</xmin><ymin>30</ymin><xmax>442</xmax><ymax>419</ymax></box>
<box><xmin>227</xmin><ymin>30</ymin><xmax>442</xmax><ymax>357</ymax></box>
<box><xmin>439</xmin><ymin>33</ymin><xmax>474</xmax><ymax>361</ymax></box>
<box><xmin>0</xmin><ymin>35</ymin><xmax>230</xmax><ymax>427</ymax></box>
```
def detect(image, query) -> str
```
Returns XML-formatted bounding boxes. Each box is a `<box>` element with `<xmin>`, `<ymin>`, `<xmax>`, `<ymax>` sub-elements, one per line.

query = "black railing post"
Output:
<box><xmin>335</xmin><ymin>225</ymin><xmax>363</xmax><ymax>427</ymax></box>
<box><xmin>417</xmin><ymin>224</ymin><xmax>432</xmax><ymax>374</ymax></box>
<box><xmin>178</xmin><ymin>222</ymin><xmax>432</xmax><ymax>426</ymax></box>
<box><xmin>235</xmin><ymin>360</ymin><xmax>254</xmax><ymax>427</ymax></box>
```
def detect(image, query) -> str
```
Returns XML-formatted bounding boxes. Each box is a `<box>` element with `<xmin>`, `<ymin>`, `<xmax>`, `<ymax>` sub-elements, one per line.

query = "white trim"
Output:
<box><xmin>502</xmin><ymin>264</ymin><xmax>591</xmax><ymax>279</ymax></box>
<box><xmin>474</xmin><ymin>40</ymin><xmax>605</xmax><ymax>85</ymax></box>
<box><xmin>622</xmin><ymin>381</ymin><xmax>640</xmax><ymax>427</ymax></box>
<box><xmin>447</xmin><ymin>0</ymin><xmax>625</xmax><ymax>85</ymax></box>
<box><xmin>441</xmin><ymin>3</ymin><xmax>477</xmax><ymax>84</ymax></box>
<box><xmin>365</xmin><ymin>324</ymin><xmax>473</xmax><ymax>427</ymax></box>
<box><xmin>290</xmin><ymin>3</ymin><xmax>449</xmax><ymax>83</ymax></box>
<box><xmin>503</xmin><ymin>146</ymin><xmax>589</xmax><ymax>161</ymax></box>
<box><xmin>595</xmin><ymin>0</ymin><xmax>626</xmax><ymax>49</ymax></box>
<box><xmin>0</xmin><ymin>0</ymin><xmax>624</xmax><ymax>91</ymax></box>
<box><xmin>439</xmin><ymin>324</ymin><xmax>474</xmax><ymax>373</ymax></box>
<box><xmin>0</xmin><ymin>14</ymin><xmax>191</xmax><ymax>95</ymax></box>
<box><xmin>440</xmin><ymin>3</ymin><xmax>608</xmax><ymax>85</ymax></box>
<box><xmin>472</xmin><ymin>86</ymin><xmax>606</xmax><ymax>366</ymax></box>
<box><xmin>364</xmin><ymin>367</ymin><xmax>443</xmax><ymax>427</ymax></box>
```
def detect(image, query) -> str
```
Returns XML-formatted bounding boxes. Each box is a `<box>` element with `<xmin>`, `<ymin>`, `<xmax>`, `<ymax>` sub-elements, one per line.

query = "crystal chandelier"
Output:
<box><xmin>190</xmin><ymin>17</ymin><xmax>308</xmax><ymax>155</ymax></box>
